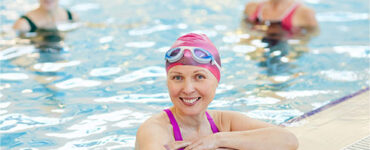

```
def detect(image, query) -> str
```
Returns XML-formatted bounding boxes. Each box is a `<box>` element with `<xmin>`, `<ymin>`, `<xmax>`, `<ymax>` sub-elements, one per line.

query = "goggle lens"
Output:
<box><xmin>169</xmin><ymin>48</ymin><xmax>181</xmax><ymax>56</ymax></box>
<box><xmin>194</xmin><ymin>48</ymin><xmax>209</xmax><ymax>58</ymax></box>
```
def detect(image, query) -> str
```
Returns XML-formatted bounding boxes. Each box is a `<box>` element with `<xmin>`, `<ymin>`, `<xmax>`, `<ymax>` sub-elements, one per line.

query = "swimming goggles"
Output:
<box><xmin>165</xmin><ymin>46</ymin><xmax>221</xmax><ymax>70</ymax></box>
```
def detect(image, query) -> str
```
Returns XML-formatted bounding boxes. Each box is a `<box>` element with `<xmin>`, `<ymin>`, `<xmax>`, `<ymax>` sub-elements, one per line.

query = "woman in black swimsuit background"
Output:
<box><xmin>12</xmin><ymin>0</ymin><xmax>78</xmax><ymax>33</ymax></box>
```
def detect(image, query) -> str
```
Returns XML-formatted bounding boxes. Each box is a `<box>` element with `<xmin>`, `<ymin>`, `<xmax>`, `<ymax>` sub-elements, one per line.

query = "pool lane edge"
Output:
<box><xmin>280</xmin><ymin>86</ymin><xmax>370</xmax><ymax>126</ymax></box>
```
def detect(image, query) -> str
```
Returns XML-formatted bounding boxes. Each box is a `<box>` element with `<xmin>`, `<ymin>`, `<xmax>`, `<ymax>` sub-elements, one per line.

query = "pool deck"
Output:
<box><xmin>286</xmin><ymin>89</ymin><xmax>370</xmax><ymax>150</ymax></box>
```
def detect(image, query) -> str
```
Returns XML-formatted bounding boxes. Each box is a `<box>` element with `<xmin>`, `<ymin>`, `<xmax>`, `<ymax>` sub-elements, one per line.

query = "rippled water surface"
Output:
<box><xmin>1</xmin><ymin>0</ymin><xmax>369</xmax><ymax>149</ymax></box>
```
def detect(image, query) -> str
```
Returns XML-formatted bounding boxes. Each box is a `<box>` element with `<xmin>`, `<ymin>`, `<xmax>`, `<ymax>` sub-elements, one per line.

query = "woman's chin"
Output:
<box><xmin>178</xmin><ymin>107</ymin><xmax>204</xmax><ymax>116</ymax></box>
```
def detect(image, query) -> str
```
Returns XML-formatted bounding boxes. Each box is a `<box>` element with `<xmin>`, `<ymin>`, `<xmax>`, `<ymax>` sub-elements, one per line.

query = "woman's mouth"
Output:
<box><xmin>179</xmin><ymin>97</ymin><xmax>201</xmax><ymax>105</ymax></box>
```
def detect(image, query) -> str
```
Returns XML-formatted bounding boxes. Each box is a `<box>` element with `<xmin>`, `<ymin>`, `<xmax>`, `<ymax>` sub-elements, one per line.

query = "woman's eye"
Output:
<box><xmin>173</xmin><ymin>76</ymin><xmax>182</xmax><ymax>80</ymax></box>
<box><xmin>196</xmin><ymin>74</ymin><xmax>205</xmax><ymax>79</ymax></box>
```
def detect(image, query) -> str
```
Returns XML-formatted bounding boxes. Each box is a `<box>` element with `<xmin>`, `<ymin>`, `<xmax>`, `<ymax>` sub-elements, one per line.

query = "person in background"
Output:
<box><xmin>135</xmin><ymin>33</ymin><xmax>298</xmax><ymax>150</ymax></box>
<box><xmin>244</xmin><ymin>0</ymin><xmax>318</xmax><ymax>34</ymax></box>
<box><xmin>12</xmin><ymin>0</ymin><xmax>78</xmax><ymax>51</ymax></box>
<box><xmin>12</xmin><ymin>0</ymin><xmax>78</xmax><ymax>33</ymax></box>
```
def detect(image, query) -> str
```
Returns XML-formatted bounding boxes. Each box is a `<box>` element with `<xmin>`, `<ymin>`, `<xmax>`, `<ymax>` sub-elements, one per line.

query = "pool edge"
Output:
<box><xmin>280</xmin><ymin>86</ymin><xmax>370</xmax><ymax>126</ymax></box>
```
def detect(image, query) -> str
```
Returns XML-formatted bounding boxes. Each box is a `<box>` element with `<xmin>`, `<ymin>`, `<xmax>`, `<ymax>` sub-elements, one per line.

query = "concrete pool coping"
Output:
<box><xmin>284</xmin><ymin>88</ymin><xmax>370</xmax><ymax>150</ymax></box>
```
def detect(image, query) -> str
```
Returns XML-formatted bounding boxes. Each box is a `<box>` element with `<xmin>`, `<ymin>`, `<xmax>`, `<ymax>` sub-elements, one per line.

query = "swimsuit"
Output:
<box><xmin>164</xmin><ymin>109</ymin><xmax>219</xmax><ymax>150</ymax></box>
<box><xmin>248</xmin><ymin>2</ymin><xmax>300</xmax><ymax>32</ymax></box>
<box><xmin>20</xmin><ymin>9</ymin><xmax>73</xmax><ymax>32</ymax></box>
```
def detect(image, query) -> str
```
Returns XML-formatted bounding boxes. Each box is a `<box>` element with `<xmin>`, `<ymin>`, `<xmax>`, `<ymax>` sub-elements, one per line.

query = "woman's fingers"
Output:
<box><xmin>183</xmin><ymin>140</ymin><xmax>202</xmax><ymax>150</ymax></box>
<box><xmin>164</xmin><ymin>141</ymin><xmax>191</xmax><ymax>150</ymax></box>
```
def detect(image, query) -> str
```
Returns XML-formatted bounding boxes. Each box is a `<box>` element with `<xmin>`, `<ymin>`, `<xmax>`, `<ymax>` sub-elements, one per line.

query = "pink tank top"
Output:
<box><xmin>164</xmin><ymin>109</ymin><xmax>219</xmax><ymax>150</ymax></box>
<box><xmin>248</xmin><ymin>2</ymin><xmax>300</xmax><ymax>31</ymax></box>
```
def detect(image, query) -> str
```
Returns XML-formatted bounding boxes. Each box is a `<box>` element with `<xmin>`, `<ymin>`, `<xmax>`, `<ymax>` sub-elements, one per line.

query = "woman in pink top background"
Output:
<box><xmin>244</xmin><ymin>0</ymin><xmax>318</xmax><ymax>33</ymax></box>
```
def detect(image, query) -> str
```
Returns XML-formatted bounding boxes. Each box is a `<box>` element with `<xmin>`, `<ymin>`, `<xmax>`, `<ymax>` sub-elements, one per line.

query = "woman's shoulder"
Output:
<box><xmin>136</xmin><ymin>111</ymin><xmax>172</xmax><ymax>149</ymax></box>
<box><xmin>137</xmin><ymin>111</ymin><xmax>172</xmax><ymax>138</ymax></box>
<box><xmin>208</xmin><ymin>110</ymin><xmax>275</xmax><ymax>131</ymax></box>
<box><xmin>296</xmin><ymin>4</ymin><xmax>316</xmax><ymax>17</ymax></box>
<box><xmin>207</xmin><ymin>110</ymin><xmax>247</xmax><ymax>131</ymax></box>
<box><xmin>12</xmin><ymin>9</ymin><xmax>38</xmax><ymax>32</ymax></box>
<box><xmin>294</xmin><ymin>4</ymin><xmax>318</xmax><ymax>27</ymax></box>
<box><xmin>244</xmin><ymin>1</ymin><xmax>261</xmax><ymax>16</ymax></box>
<box><xmin>208</xmin><ymin>109</ymin><xmax>245</xmax><ymax>117</ymax></box>
<box><xmin>139</xmin><ymin>111</ymin><xmax>170</xmax><ymax>129</ymax></box>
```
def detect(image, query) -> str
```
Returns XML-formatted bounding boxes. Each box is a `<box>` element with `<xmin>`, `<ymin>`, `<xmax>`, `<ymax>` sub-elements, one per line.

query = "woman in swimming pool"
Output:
<box><xmin>135</xmin><ymin>33</ymin><xmax>298</xmax><ymax>150</ymax></box>
<box><xmin>244</xmin><ymin>0</ymin><xmax>317</xmax><ymax>33</ymax></box>
<box><xmin>13</xmin><ymin>0</ymin><xmax>78</xmax><ymax>33</ymax></box>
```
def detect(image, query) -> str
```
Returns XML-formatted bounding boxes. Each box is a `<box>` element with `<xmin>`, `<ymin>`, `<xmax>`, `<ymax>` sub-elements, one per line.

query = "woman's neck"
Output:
<box><xmin>37</xmin><ymin>6</ymin><xmax>59</xmax><ymax>15</ymax></box>
<box><xmin>269</xmin><ymin>0</ymin><xmax>294</xmax><ymax>9</ymax></box>
<box><xmin>36</xmin><ymin>6</ymin><xmax>60</xmax><ymax>28</ymax></box>
<box><xmin>171</xmin><ymin>107</ymin><xmax>208</xmax><ymax>130</ymax></box>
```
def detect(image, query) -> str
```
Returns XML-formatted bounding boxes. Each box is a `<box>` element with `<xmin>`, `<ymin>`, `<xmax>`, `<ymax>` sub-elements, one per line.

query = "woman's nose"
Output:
<box><xmin>182</xmin><ymin>79</ymin><xmax>195</xmax><ymax>94</ymax></box>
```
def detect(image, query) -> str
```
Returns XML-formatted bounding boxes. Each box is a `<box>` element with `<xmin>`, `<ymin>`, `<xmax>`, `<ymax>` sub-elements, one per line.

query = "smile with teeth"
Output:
<box><xmin>180</xmin><ymin>97</ymin><xmax>201</xmax><ymax>104</ymax></box>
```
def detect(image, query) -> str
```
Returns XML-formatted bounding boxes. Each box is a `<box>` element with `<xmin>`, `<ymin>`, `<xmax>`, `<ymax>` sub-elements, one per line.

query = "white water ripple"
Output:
<box><xmin>0</xmin><ymin>73</ymin><xmax>29</xmax><ymax>80</ymax></box>
<box><xmin>33</xmin><ymin>61</ymin><xmax>81</xmax><ymax>72</ymax></box>
<box><xmin>0</xmin><ymin>114</ymin><xmax>72</xmax><ymax>133</ymax></box>
<box><xmin>71</xmin><ymin>3</ymin><xmax>100</xmax><ymax>12</ymax></box>
<box><xmin>0</xmin><ymin>46</ymin><xmax>36</xmax><ymax>60</ymax></box>
<box><xmin>94</xmin><ymin>93</ymin><xmax>169</xmax><ymax>103</ymax></box>
<box><xmin>125</xmin><ymin>41</ymin><xmax>155</xmax><ymax>48</ymax></box>
<box><xmin>245</xmin><ymin>109</ymin><xmax>304</xmax><ymax>124</ymax></box>
<box><xmin>129</xmin><ymin>24</ymin><xmax>172</xmax><ymax>35</ymax></box>
<box><xmin>114</xmin><ymin>66</ymin><xmax>166</xmax><ymax>83</ymax></box>
<box><xmin>333</xmin><ymin>45</ymin><xmax>370</xmax><ymax>58</ymax></box>
<box><xmin>89</xmin><ymin>67</ymin><xmax>121</xmax><ymax>77</ymax></box>
<box><xmin>55</xmin><ymin>78</ymin><xmax>101</xmax><ymax>89</ymax></box>
<box><xmin>317</xmin><ymin>12</ymin><xmax>368</xmax><ymax>22</ymax></box>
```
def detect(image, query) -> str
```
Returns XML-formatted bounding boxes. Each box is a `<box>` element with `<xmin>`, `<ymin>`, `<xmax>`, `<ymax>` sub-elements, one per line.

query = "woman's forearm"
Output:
<box><xmin>216</xmin><ymin>127</ymin><xmax>298</xmax><ymax>150</ymax></box>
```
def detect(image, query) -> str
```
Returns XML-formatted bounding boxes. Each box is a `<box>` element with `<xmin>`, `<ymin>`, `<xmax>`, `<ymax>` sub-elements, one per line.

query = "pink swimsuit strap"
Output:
<box><xmin>280</xmin><ymin>3</ymin><xmax>300</xmax><ymax>31</ymax></box>
<box><xmin>248</xmin><ymin>2</ymin><xmax>264</xmax><ymax>22</ymax></box>
<box><xmin>249</xmin><ymin>2</ymin><xmax>301</xmax><ymax>31</ymax></box>
<box><xmin>164</xmin><ymin>109</ymin><xmax>220</xmax><ymax>142</ymax></box>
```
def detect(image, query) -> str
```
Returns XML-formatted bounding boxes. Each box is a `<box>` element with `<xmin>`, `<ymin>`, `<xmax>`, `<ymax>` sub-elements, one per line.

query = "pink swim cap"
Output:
<box><xmin>165</xmin><ymin>33</ymin><xmax>221</xmax><ymax>82</ymax></box>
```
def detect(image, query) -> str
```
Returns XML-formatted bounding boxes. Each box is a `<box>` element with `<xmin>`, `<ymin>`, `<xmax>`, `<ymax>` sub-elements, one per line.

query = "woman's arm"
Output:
<box><xmin>184</xmin><ymin>111</ymin><xmax>298</xmax><ymax>150</ymax></box>
<box><xmin>244</xmin><ymin>1</ymin><xmax>259</xmax><ymax>17</ymax></box>
<box><xmin>215</xmin><ymin>127</ymin><xmax>298</xmax><ymax>150</ymax></box>
<box><xmin>13</xmin><ymin>18</ymin><xmax>30</xmax><ymax>33</ymax></box>
<box><xmin>135</xmin><ymin>118</ymin><xmax>171</xmax><ymax>150</ymax></box>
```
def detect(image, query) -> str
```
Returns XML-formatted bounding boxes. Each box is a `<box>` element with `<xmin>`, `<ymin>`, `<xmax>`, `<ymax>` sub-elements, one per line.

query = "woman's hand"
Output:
<box><xmin>183</xmin><ymin>134</ymin><xmax>220</xmax><ymax>150</ymax></box>
<box><xmin>164</xmin><ymin>141</ymin><xmax>191</xmax><ymax>150</ymax></box>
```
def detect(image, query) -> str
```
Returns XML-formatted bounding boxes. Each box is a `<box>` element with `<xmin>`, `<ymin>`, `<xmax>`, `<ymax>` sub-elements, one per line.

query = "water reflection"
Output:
<box><xmin>239</xmin><ymin>18</ymin><xmax>317</xmax><ymax>80</ymax></box>
<box><xmin>5</xmin><ymin>28</ymin><xmax>74</xmax><ymax>114</ymax></box>
<box><xmin>34</xmin><ymin>29</ymin><xmax>65</xmax><ymax>52</ymax></box>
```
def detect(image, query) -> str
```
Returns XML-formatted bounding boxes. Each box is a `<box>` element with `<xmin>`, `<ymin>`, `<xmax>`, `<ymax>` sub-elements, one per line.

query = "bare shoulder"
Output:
<box><xmin>296</xmin><ymin>5</ymin><xmax>316</xmax><ymax>18</ymax></box>
<box><xmin>209</xmin><ymin>110</ymin><xmax>275</xmax><ymax>131</ymax></box>
<box><xmin>13</xmin><ymin>18</ymin><xmax>30</xmax><ymax>32</ymax></box>
<box><xmin>135</xmin><ymin>112</ymin><xmax>171</xmax><ymax>150</ymax></box>
<box><xmin>297</xmin><ymin>4</ymin><xmax>315</xmax><ymax>14</ymax></box>
<box><xmin>12</xmin><ymin>9</ymin><xmax>39</xmax><ymax>32</ymax></box>
<box><xmin>244</xmin><ymin>1</ymin><xmax>260</xmax><ymax>16</ymax></box>
<box><xmin>295</xmin><ymin>4</ymin><xmax>318</xmax><ymax>27</ymax></box>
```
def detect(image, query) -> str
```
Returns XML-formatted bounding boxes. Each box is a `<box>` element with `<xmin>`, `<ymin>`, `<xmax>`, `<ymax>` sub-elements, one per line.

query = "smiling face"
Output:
<box><xmin>167</xmin><ymin>65</ymin><xmax>218</xmax><ymax>116</ymax></box>
<box><xmin>39</xmin><ymin>0</ymin><xmax>59</xmax><ymax>11</ymax></box>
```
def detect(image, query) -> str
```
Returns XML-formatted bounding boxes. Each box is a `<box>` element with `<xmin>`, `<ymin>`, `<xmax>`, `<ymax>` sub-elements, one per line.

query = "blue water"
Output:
<box><xmin>0</xmin><ymin>0</ymin><xmax>369</xmax><ymax>149</ymax></box>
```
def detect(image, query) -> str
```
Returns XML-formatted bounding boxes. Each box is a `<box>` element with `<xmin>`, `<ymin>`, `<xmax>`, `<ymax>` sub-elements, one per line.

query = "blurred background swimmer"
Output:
<box><xmin>12</xmin><ymin>0</ymin><xmax>79</xmax><ymax>33</ymax></box>
<box><xmin>238</xmin><ymin>0</ymin><xmax>319</xmax><ymax>78</ymax></box>
<box><xmin>12</xmin><ymin>0</ymin><xmax>79</xmax><ymax>52</ymax></box>
<box><xmin>244</xmin><ymin>0</ymin><xmax>318</xmax><ymax>34</ymax></box>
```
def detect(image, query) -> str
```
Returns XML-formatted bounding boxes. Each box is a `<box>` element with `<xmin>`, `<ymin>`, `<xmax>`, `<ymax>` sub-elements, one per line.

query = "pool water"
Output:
<box><xmin>0</xmin><ymin>0</ymin><xmax>369</xmax><ymax>149</ymax></box>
